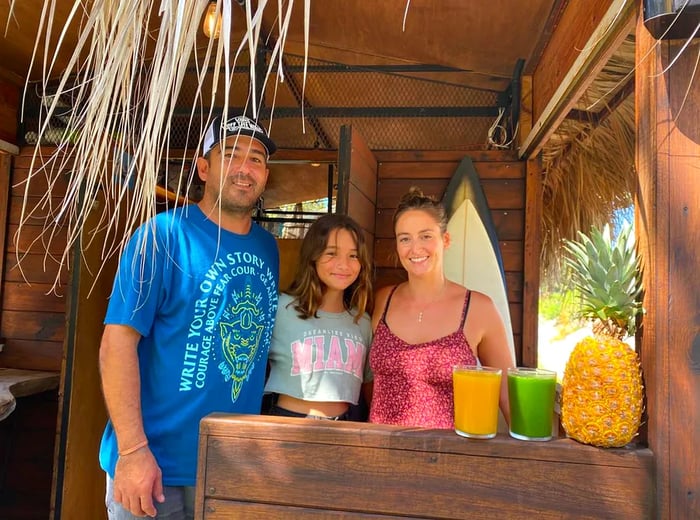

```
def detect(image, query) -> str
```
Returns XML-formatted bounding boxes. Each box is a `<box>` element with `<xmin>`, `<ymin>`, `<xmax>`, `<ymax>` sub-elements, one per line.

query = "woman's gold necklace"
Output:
<box><xmin>415</xmin><ymin>285</ymin><xmax>446</xmax><ymax>323</ymax></box>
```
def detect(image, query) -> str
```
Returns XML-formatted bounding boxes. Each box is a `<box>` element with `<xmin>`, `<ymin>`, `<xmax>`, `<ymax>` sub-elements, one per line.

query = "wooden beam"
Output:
<box><xmin>518</xmin><ymin>75</ymin><xmax>533</xmax><ymax>152</ymax></box>
<box><xmin>524</xmin><ymin>0</ymin><xmax>570</xmax><ymax>75</ymax></box>
<box><xmin>53</xmin><ymin>189</ymin><xmax>114</xmax><ymax>519</ymax></box>
<box><xmin>566</xmin><ymin>73</ymin><xmax>635</xmax><ymax>126</ymax></box>
<box><xmin>519</xmin><ymin>0</ymin><xmax>636</xmax><ymax>159</ymax></box>
<box><xmin>531</xmin><ymin>0</ymin><xmax>614</xmax><ymax>119</ymax></box>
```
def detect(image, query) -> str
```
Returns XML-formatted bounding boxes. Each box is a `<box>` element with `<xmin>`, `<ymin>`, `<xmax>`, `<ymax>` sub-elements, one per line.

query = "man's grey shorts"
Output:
<box><xmin>105</xmin><ymin>474</ymin><xmax>195</xmax><ymax>520</ymax></box>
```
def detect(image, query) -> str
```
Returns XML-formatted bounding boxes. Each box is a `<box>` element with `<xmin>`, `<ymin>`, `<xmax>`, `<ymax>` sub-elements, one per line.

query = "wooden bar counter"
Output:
<box><xmin>195</xmin><ymin>413</ymin><xmax>654</xmax><ymax>519</ymax></box>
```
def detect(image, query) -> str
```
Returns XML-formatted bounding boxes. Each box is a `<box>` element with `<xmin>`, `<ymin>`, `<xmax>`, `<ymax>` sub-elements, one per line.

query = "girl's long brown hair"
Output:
<box><xmin>286</xmin><ymin>213</ymin><xmax>373</xmax><ymax>323</ymax></box>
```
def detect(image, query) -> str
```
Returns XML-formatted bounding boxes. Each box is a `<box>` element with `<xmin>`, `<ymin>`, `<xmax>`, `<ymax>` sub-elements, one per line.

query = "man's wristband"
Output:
<box><xmin>118</xmin><ymin>440</ymin><xmax>149</xmax><ymax>457</ymax></box>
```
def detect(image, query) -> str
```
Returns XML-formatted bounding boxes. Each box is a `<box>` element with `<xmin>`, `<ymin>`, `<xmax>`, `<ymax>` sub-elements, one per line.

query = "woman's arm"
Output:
<box><xmin>370</xmin><ymin>285</ymin><xmax>393</xmax><ymax>332</ymax></box>
<box><xmin>465</xmin><ymin>292</ymin><xmax>515</xmax><ymax>424</ymax></box>
<box><xmin>364</xmin><ymin>285</ymin><xmax>394</xmax><ymax>408</ymax></box>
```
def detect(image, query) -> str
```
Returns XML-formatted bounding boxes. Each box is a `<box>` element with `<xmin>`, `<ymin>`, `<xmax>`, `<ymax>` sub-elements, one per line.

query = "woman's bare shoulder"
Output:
<box><xmin>464</xmin><ymin>289</ymin><xmax>500</xmax><ymax>319</ymax></box>
<box><xmin>374</xmin><ymin>284</ymin><xmax>397</xmax><ymax>308</ymax></box>
<box><xmin>465</xmin><ymin>288</ymin><xmax>495</xmax><ymax>305</ymax></box>
<box><xmin>371</xmin><ymin>284</ymin><xmax>400</xmax><ymax>324</ymax></box>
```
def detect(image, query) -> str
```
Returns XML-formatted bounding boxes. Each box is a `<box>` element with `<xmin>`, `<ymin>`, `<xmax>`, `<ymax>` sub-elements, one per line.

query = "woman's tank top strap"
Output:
<box><xmin>458</xmin><ymin>290</ymin><xmax>472</xmax><ymax>330</ymax></box>
<box><xmin>380</xmin><ymin>285</ymin><xmax>400</xmax><ymax>322</ymax></box>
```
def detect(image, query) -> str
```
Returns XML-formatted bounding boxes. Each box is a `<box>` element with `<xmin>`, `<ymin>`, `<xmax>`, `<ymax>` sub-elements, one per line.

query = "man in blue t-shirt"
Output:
<box><xmin>99</xmin><ymin>114</ymin><xmax>280</xmax><ymax>519</ymax></box>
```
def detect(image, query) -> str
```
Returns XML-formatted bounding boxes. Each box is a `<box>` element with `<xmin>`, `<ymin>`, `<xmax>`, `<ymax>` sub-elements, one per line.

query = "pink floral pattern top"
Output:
<box><xmin>369</xmin><ymin>286</ymin><xmax>477</xmax><ymax>428</ymax></box>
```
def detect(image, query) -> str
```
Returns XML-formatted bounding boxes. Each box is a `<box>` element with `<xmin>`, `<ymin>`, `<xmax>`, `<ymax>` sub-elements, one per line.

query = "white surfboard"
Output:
<box><xmin>442</xmin><ymin>158</ymin><xmax>516</xmax><ymax>363</ymax></box>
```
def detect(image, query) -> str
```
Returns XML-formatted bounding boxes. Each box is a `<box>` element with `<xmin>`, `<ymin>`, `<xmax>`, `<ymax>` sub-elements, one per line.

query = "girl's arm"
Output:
<box><xmin>362</xmin><ymin>381</ymin><xmax>373</xmax><ymax>407</ymax></box>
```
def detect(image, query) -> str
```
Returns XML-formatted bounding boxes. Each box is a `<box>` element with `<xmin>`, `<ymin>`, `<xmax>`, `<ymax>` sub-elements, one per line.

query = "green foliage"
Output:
<box><xmin>562</xmin><ymin>222</ymin><xmax>643</xmax><ymax>337</ymax></box>
<box><xmin>539</xmin><ymin>289</ymin><xmax>574</xmax><ymax>321</ymax></box>
<box><xmin>539</xmin><ymin>291</ymin><xmax>562</xmax><ymax>321</ymax></box>
<box><xmin>539</xmin><ymin>288</ymin><xmax>584</xmax><ymax>339</ymax></box>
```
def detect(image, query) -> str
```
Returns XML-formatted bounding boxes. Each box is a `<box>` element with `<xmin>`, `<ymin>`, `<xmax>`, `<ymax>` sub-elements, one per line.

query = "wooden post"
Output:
<box><xmin>0</xmin><ymin>152</ymin><xmax>10</xmax><ymax>314</ymax></box>
<box><xmin>635</xmin><ymin>11</ymin><xmax>700</xmax><ymax>518</ymax></box>
<box><xmin>522</xmin><ymin>156</ymin><xmax>543</xmax><ymax>367</ymax></box>
<box><xmin>52</xmin><ymin>191</ymin><xmax>118</xmax><ymax>520</ymax></box>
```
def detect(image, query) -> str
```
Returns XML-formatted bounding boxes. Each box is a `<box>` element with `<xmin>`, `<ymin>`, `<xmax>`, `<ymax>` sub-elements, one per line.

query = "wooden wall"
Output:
<box><xmin>636</xmin><ymin>20</ymin><xmax>700</xmax><ymax>518</ymax></box>
<box><xmin>2</xmin><ymin>147</ymin><xmax>528</xmax><ymax>368</ymax></box>
<box><xmin>1</xmin><ymin>149</ymin><xmax>67</xmax><ymax>371</ymax></box>
<box><xmin>0</xmin><ymin>79</ymin><xmax>19</xmax><ymax>144</ymax></box>
<box><xmin>372</xmin><ymin>150</ymin><xmax>526</xmax><ymax>360</ymax></box>
<box><xmin>338</xmin><ymin>126</ymin><xmax>378</xmax><ymax>260</ymax></box>
<box><xmin>0</xmin><ymin>147</ymin><xmax>66</xmax><ymax>519</ymax></box>
<box><xmin>277</xmin><ymin>238</ymin><xmax>303</xmax><ymax>292</ymax></box>
<box><xmin>0</xmin><ymin>153</ymin><xmax>10</xmax><ymax>317</ymax></box>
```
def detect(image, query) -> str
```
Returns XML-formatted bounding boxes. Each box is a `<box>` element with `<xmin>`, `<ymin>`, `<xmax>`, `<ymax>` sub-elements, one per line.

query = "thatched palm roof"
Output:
<box><xmin>540</xmin><ymin>34</ymin><xmax>636</xmax><ymax>279</ymax></box>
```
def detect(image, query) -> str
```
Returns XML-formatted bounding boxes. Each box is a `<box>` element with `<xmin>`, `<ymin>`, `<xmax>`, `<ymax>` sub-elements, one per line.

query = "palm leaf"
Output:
<box><xmin>562</xmin><ymin>222</ymin><xmax>643</xmax><ymax>337</ymax></box>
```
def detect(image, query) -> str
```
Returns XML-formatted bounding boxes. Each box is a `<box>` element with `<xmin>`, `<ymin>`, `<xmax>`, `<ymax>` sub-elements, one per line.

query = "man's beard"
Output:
<box><xmin>218</xmin><ymin>174</ymin><xmax>261</xmax><ymax>215</ymax></box>
<box><xmin>220</xmin><ymin>197</ymin><xmax>257</xmax><ymax>215</ymax></box>
<box><xmin>219</xmin><ymin>188</ymin><xmax>260</xmax><ymax>215</ymax></box>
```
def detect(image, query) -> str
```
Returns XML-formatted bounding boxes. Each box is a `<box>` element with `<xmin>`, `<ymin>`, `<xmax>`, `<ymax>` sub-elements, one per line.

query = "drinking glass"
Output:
<box><xmin>507</xmin><ymin>367</ymin><xmax>557</xmax><ymax>441</ymax></box>
<box><xmin>452</xmin><ymin>365</ymin><xmax>502</xmax><ymax>439</ymax></box>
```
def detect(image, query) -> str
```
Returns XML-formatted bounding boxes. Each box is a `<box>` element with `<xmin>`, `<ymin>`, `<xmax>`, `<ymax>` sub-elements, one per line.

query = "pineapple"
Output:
<box><xmin>560</xmin><ymin>222</ymin><xmax>644</xmax><ymax>448</ymax></box>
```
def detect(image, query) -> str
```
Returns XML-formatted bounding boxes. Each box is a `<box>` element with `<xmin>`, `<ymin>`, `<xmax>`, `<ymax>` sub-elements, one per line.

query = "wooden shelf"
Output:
<box><xmin>155</xmin><ymin>185</ymin><xmax>188</xmax><ymax>205</ymax></box>
<box><xmin>0</xmin><ymin>368</ymin><xmax>60</xmax><ymax>421</ymax></box>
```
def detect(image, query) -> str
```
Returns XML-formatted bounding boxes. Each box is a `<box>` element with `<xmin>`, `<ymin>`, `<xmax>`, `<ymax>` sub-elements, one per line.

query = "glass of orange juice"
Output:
<box><xmin>452</xmin><ymin>365</ymin><xmax>502</xmax><ymax>439</ymax></box>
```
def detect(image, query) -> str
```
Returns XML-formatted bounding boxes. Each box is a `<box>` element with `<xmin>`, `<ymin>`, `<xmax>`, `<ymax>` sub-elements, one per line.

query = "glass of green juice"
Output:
<box><xmin>507</xmin><ymin>367</ymin><xmax>557</xmax><ymax>441</ymax></box>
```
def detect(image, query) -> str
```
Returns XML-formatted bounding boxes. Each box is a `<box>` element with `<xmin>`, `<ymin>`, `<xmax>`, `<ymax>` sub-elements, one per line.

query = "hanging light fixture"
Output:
<box><xmin>203</xmin><ymin>2</ymin><xmax>222</xmax><ymax>39</ymax></box>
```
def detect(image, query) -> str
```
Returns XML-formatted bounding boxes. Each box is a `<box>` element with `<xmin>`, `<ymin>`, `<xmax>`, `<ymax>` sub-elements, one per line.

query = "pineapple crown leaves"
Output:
<box><xmin>563</xmin><ymin>222</ymin><xmax>643</xmax><ymax>338</ymax></box>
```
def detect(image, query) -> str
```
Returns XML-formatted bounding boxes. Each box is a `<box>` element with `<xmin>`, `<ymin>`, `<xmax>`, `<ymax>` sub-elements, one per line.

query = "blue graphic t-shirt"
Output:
<box><xmin>99</xmin><ymin>205</ymin><xmax>279</xmax><ymax>486</ymax></box>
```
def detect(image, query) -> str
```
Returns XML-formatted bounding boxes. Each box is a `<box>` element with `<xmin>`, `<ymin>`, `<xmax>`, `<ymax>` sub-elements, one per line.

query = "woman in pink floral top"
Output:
<box><xmin>367</xmin><ymin>187</ymin><xmax>514</xmax><ymax>429</ymax></box>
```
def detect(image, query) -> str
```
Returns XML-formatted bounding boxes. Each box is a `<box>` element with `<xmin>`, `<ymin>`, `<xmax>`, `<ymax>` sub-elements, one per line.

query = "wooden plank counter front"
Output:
<box><xmin>195</xmin><ymin>414</ymin><xmax>654</xmax><ymax>519</ymax></box>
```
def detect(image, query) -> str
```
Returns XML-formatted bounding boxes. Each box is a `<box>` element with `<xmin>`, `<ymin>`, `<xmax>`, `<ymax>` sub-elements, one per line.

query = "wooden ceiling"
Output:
<box><xmin>0</xmin><ymin>1</ymin><xmax>558</xmax><ymax>86</ymax></box>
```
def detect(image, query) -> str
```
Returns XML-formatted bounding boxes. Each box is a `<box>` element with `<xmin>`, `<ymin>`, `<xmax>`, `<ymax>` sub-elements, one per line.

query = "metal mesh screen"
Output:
<box><xmin>20</xmin><ymin>52</ymin><xmax>510</xmax><ymax>152</ymax></box>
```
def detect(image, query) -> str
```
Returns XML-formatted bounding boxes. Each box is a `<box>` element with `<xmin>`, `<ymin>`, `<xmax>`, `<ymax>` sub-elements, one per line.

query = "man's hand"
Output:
<box><xmin>113</xmin><ymin>447</ymin><xmax>165</xmax><ymax>517</ymax></box>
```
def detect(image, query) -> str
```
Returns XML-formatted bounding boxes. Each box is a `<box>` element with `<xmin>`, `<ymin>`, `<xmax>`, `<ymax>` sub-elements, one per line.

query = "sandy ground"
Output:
<box><xmin>537</xmin><ymin>319</ymin><xmax>591</xmax><ymax>381</ymax></box>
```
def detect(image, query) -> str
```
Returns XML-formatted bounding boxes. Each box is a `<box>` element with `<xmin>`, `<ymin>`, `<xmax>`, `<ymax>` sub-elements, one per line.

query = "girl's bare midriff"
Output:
<box><xmin>276</xmin><ymin>393</ymin><xmax>349</xmax><ymax>418</ymax></box>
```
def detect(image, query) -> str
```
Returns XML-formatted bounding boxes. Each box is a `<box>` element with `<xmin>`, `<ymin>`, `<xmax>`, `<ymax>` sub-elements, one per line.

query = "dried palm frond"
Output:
<box><xmin>540</xmin><ymin>31</ymin><xmax>698</xmax><ymax>281</ymax></box>
<box><xmin>540</xmin><ymin>95</ymin><xmax>635</xmax><ymax>281</ymax></box>
<box><xmin>9</xmin><ymin>0</ymin><xmax>309</xmax><ymax>292</ymax></box>
<box><xmin>540</xmin><ymin>35</ymin><xmax>636</xmax><ymax>282</ymax></box>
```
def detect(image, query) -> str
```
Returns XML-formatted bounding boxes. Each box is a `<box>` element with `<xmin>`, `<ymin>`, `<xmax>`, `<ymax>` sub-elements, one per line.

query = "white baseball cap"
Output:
<box><xmin>202</xmin><ymin>114</ymin><xmax>276</xmax><ymax>157</ymax></box>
